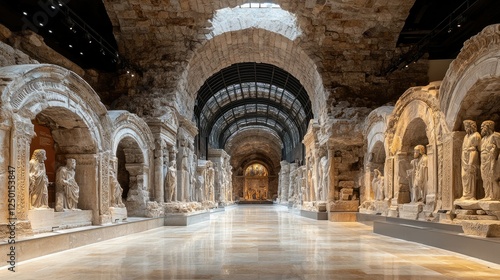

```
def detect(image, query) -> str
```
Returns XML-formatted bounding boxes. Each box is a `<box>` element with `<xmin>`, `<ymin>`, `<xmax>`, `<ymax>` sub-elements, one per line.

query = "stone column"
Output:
<box><xmin>442</xmin><ymin>131</ymin><xmax>465</xmax><ymax>210</ymax></box>
<box><xmin>153</xmin><ymin>139</ymin><xmax>165</xmax><ymax>203</ymax></box>
<box><xmin>279</xmin><ymin>161</ymin><xmax>290</xmax><ymax>202</ymax></box>
<box><xmin>425</xmin><ymin>144</ymin><xmax>437</xmax><ymax>213</ymax></box>
<box><xmin>288</xmin><ymin>163</ymin><xmax>298</xmax><ymax>202</ymax></box>
<box><xmin>0</xmin><ymin>122</ymin><xmax>11</xmax><ymax>225</ymax></box>
<box><xmin>327</xmin><ymin>148</ymin><xmax>336</xmax><ymax>202</ymax></box>
<box><xmin>12</xmin><ymin>118</ymin><xmax>35</xmax><ymax>221</ymax></box>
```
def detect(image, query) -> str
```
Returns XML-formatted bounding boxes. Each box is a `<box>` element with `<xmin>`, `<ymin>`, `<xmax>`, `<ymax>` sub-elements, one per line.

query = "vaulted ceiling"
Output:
<box><xmin>1</xmin><ymin>0</ymin><xmax>499</xmax><ymax>169</ymax></box>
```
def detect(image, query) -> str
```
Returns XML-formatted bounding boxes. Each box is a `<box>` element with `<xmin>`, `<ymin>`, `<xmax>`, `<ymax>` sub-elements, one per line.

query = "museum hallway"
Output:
<box><xmin>1</xmin><ymin>205</ymin><xmax>500</xmax><ymax>279</ymax></box>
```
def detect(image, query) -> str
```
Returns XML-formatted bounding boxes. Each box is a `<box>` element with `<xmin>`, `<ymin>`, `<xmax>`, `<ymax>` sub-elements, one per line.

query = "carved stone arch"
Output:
<box><xmin>108</xmin><ymin>110</ymin><xmax>155</xmax><ymax>217</ymax></box>
<box><xmin>362</xmin><ymin>106</ymin><xmax>393</xmax><ymax>202</ymax></box>
<box><xmin>440</xmin><ymin>24</ymin><xmax>500</xmax><ymax>131</ymax></box>
<box><xmin>0</xmin><ymin>64</ymin><xmax>114</xmax><ymax>228</ymax></box>
<box><xmin>0</xmin><ymin>64</ymin><xmax>112</xmax><ymax>152</ymax></box>
<box><xmin>364</xmin><ymin>106</ymin><xmax>394</xmax><ymax>165</ymax></box>
<box><xmin>179</xmin><ymin>28</ymin><xmax>325</xmax><ymax>118</ymax></box>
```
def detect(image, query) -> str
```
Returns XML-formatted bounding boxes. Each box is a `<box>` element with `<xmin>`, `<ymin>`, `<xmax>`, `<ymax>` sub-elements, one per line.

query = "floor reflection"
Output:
<box><xmin>2</xmin><ymin>205</ymin><xmax>500</xmax><ymax>279</ymax></box>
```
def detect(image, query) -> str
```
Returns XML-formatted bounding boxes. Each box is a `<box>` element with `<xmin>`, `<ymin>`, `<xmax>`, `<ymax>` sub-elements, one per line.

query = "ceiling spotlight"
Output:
<box><xmin>80</xmin><ymin>52</ymin><xmax>84</xmax><ymax>55</ymax></box>
<box><xmin>126</xmin><ymin>70</ymin><xmax>130</xmax><ymax>74</ymax></box>
<box><xmin>131</xmin><ymin>74</ymin><xmax>135</xmax><ymax>77</ymax></box>
<box><xmin>48</xmin><ymin>29</ymin><xmax>53</xmax><ymax>33</ymax></box>
<box><xmin>22</xmin><ymin>11</ymin><xmax>28</xmax><ymax>16</ymax></box>
<box><xmin>69</xmin><ymin>44</ymin><xmax>73</xmax><ymax>48</ymax></box>
<box><xmin>66</xmin><ymin>17</ymin><xmax>75</xmax><ymax>30</ymax></box>
<box><xmin>39</xmin><ymin>22</ymin><xmax>44</xmax><ymax>27</ymax></box>
<box><xmin>447</xmin><ymin>27</ymin><xmax>452</xmax><ymax>33</ymax></box>
<box><xmin>457</xmin><ymin>23</ymin><xmax>461</xmax><ymax>28</ymax></box>
<box><xmin>100</xmin><ymin>48</ymin><xmax>106</xmax><ymax>55</ymax></box>
<box><xmin>85</xmin><ymin>33</ymin><xmax>92</xmax><ymax>44</ymax></box>
<box><xmin>58</xmin><ymin>1</ymin><xmax>63</xmax><ymax>7</ymax></box>
<box><xmin>405</xmin><ymin>64</ymin><xmax>409</xmax><ymax>68</ymax></box>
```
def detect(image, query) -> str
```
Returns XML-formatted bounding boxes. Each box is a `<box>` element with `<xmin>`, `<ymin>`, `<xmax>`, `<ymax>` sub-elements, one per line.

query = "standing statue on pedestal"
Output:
<box><xmin>56</xmin><ymin>158</ymin><xmax>80</xmax><ymax>210</ymax></box>
<box><xmin>319</xmin><ymin>156</ymin><xmax>328</xmax><ymax>201</ymax></box>
<box><xmin>110</xmin><ymin>168</ymin><xmax>125</xmax><ymax>207</ymax></box>
<box><xmin>460</xmin><ymin>120</ymin><xmax>481</xmax><ymax>200</ymax></box>
<box><xmin>408</xmin><ymin>145</ymin><xmax>428</xmax><ymax>203</ymax></box>
<box><xmin>480</xmin><ymin>120</ymin><xmax>500</xmax><ymax>201</ymax></box>
<box><xmin>373</xmin><ymin>169</ymin><xmax>384</xmax><ymax>201</ymax></box>
<box><xmin>29</xmin><ymin>149</ymin><xmax>50</xmax><ymax>209</ymax></box>
<box><xmin>206</xmin><ymin>161</ymin><xmax>215</xmax><ymax>202</ymax></box>
<box><xmin>181</xmin><ymin>145</ymin><xmax>190</xmax><ymax>202</ymax></box>
<box><xmin>165</xmin><ymin>160</ymin><xmax>176</xmax><ymax>202</ymax></box>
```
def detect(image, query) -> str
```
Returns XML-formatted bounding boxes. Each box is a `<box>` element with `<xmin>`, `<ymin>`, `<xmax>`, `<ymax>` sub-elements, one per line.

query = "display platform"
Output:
<box><xmin>300</xmin><ymin>210</ymin><xmax>328</xmax><ymax>220</ymax></box>
<box><xmin>0</xmin><ymin>217</ymin><xmax>164</xmax><ymax>263</ymax></box>
<box><xmin>238</xmin><ymin>200</ymin><xmax>274</xmax><ymax>205</ymax></box>
<box><xmin>373</xmin><ymin>217</ymin><xmax>500</xmax><ymax>265</ymax></box>
<box><xmin>164</xmin><ymin>211</ymin><xmax>211</xmax><ymax>226</ymax></box>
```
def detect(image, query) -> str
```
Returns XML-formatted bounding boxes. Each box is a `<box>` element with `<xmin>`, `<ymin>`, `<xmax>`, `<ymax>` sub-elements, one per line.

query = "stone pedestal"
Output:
<box><xmin>461</xmin><ymin>220</ymin><xmax>500</xmax><ymax>237</ymax></box>
<box><xmin>328</xmin><ymin>200</ymin><xmax>359</xmax><ymax>222</ymax></box>
<box><xmin>329</xmin><ymin>212</ymin><xmax>357</xmax><ymax>222</ymax></box>
<box><xmin>329</xmin><ymin>200</ymin><xmax>359</xmax><ymax>212</ymax></box>
<box><xmin>110</xmin><ymin>207</ymin><xmax>128</xmax><ymax>223</ymax></box>
<box><xmin>28</xmin><ymin>208</ymin><xmax>93</xmax><ymax>233</ymax></box>
<box><xmin>453</xmin><ymin>200</ymin><xmax>500</xmax><ymax>221</ymax></box>
<box><xmin>373</xmin><ymin>200</ymin><xmax>391</xmax><ymax>216</ymax></box>
<box><xmin>399</xmin><ymin>203</ymin><xmax>423</xmax><ymax>220</ymax></box>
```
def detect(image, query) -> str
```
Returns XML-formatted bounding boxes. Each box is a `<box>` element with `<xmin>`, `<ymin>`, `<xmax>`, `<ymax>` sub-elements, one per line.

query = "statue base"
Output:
<box><xmin>110</xmin><ymin>207</ymin><xmax>128</xmax><ymax>223</ymax></box>
<box><xmin>399</xmin><ymin>202</ymin><xmax>423</xmax><ymax>220</ymax></box>
<box><xmin>28</xmin><ymin>208</ymin><xmax>92</xmax><ymax>233</ymax></box>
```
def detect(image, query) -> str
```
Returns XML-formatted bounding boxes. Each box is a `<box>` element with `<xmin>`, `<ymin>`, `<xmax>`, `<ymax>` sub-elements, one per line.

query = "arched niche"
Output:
<box><xmin>108</xmin><ymin>110</ymin><xmax>154</xmax><ymax>217</ymax></box>
<box><xmin>30</xmin><ymin>107</ymin><xmax>98</xmax><ymax>213</ymax></box>
<box><xmin>440</xmin><ymin>24</ymin><xmax>500</xmax><ymax>131</ymax></box>
<box><xmin>363</xmin><ymin>106</ymin><xmax>393</xmax><ymax>201</ymax></box>
<box><xmin>243</xmin><ymin>162</ymin><xmax>270</xmax><ymax>200</ymax></box>
<box><xmin>0</xmin><ymin>64</ymin><xmax>113</xmax><ymax>229</ymax></box>
<box><xmin>387</xmin><ymin>86</ymin><xmax>442</xmax><ymax>207</ymax></box>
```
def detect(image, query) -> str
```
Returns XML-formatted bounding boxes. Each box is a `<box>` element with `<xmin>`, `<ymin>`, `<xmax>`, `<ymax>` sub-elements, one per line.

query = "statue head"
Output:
<box><xmin>31</xmin><ymin>149</ymin><xmax>47</xmax><ymax>162</ymax></box>
<box><xmin>413</xmin><ymin>145</ymin><xmax>425</xmax><ymax>158</ymax></box>
<box><xmin>481</xmin><ymin>120</ymin><xmax>495</xmax><ymax>137</ymax></box>
<box><xmin>463</xmin><ymin>120</ymin><xmax>477</xmax><ymax>134</ymax></box>
<box><xmin>66</xmin><ymin>158</ymin><xmax>76</xmax><ymax>169</ymax></box>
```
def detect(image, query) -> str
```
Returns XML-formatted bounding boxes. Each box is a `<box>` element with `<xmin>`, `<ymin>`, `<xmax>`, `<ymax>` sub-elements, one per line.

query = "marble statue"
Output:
<box><xmin>181</xmin><ymin>145</ymin><xmax>190</xmax><ymax>202</ymax></box>
<box><xmin>320</xmin><ymin>156</ymin><xmax>329</xmax><ymax>201</ymax></box>
<box><xmin>29</xmin><ymin>149</ymin><xmax>50</xmax><ymax>209</ymax></box>
<box><xmin>460</xmin><ymin>120</ymin><xmax>481</xmax><ymax>200</ymax></box>
<box><xmin>373</xmin><ymin>169</ymin><xmax>384</xmax><ymax>201</ymax></box>
<box><xmin>480</xmin><ymin>120</ymin><xmax>500</xmax><ymax>201</ymax></box>
<box><xmin>165</xmin><ymin>160</ymin><xmax>176</xmax><ymax>202</ymax></box>
<box><xmin>110</xmin><ymin>168</ymin><xmax>125</xmax><ymax>207</ymax></box>
<box><xmin>56</xmin><ymin>158</ymin><xmax>80</xmax><ymax>210</ymax></box>
<box><xmin>407</xmin><ymin>145</ymin><xmax>428</xmax><ymax>203</ymax></box>
<box><xmin>206</xmin><ymin>161</ymin><xmax>215</xmax><ymax>202</ymax></box>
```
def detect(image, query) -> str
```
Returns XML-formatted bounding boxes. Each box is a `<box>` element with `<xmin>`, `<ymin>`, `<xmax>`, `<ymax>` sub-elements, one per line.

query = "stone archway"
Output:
<box><xmin>179</xmin><ymin>28</ymin><xmax>325</xmax><ymax>119</ymax></box>
<box><xmin>109</xmin><ymin>111</ymin><xmax>154</xmax><ymax>217</ymax></box>
<box><xmin>0</xmin><ymin>64</ymin><xmax>113</xmax><ymax>234</ymax></box>
<box><xmin>440</xmin><ymin>24</ymin><xmax>500</xmax><ymax>131</ymax></box>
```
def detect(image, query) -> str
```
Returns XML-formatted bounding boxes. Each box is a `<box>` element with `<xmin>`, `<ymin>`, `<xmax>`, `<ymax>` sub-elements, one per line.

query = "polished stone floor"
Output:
<box><xmin>2</xmin><ymin>205</ymin><xmax>500</xmax><ymax>279</ymax></box>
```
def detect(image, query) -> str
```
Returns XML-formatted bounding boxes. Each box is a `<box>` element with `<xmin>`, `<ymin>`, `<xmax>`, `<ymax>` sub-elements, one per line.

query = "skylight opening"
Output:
<box><xmin>208</xmin><ymin>3</ymin><xmax>301</xmax><ymax>41</ymax></box>
<box><xmin>239</xmin><ymin>2</ymin><xmax>280</xmax><ymax>8</ymax></box>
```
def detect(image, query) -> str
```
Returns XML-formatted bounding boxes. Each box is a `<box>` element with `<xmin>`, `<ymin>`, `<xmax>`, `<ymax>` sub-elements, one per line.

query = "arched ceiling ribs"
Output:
<box><xmin>195</xmin><ymin>62</ymin><xmax>312</xmax><ymax>156</ymax></box>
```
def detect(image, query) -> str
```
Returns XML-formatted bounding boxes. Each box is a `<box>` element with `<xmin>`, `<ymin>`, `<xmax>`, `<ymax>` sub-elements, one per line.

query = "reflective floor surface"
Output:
<box><xmin>2</xmin><ymin>205</ymin><xmax>500</xmax><ymax>279</ymax></box>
